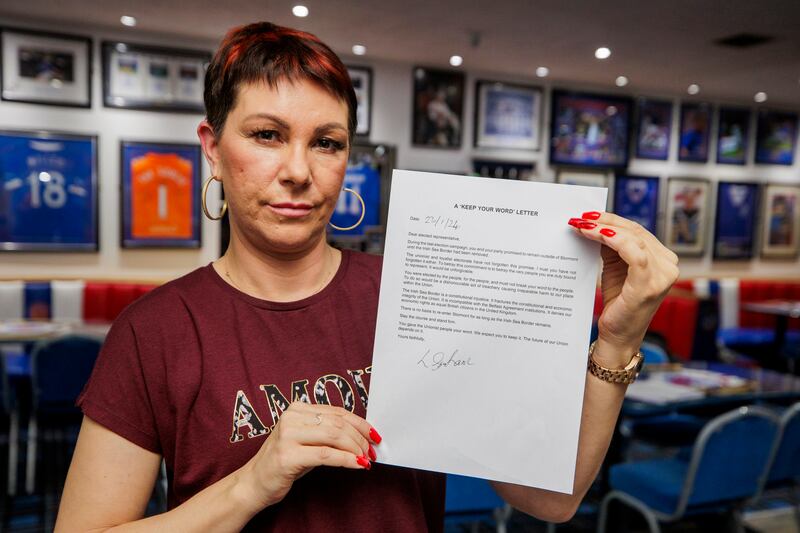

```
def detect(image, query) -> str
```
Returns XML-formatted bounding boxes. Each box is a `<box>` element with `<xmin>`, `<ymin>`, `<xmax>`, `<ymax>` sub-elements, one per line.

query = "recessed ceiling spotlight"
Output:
<box><xmin>754</xmin><ymin>91</ymin><xmax>767</xmax><ymax>103</ymax></box>
<box><xmin>352</xmin><ymin>44</ymin><xmax>366</xmax><ymax>56</ymax></box>
<box><xmin>687</xmin><ymin>84</ymin><xmax>700</xmax><ymax>95</ymax></box>
<box><xmin>595</xmin><ymin>47</ymin><xmax>611</xmax><ymax>59</ymax></box>
<box><xmin>449</xmin><ymin>55</ymin><xmax>463</xmax><ymax>67</ymax></box>
<box><xmin>292</xmin><ymin>5</ymin><xmax>309</xmax><ymax>17</ymax></box>
<box><xmin>615</xmin><ymin>76</ymin><xmax>628</xmax><ymax>87</ymax></box>
<box><xmin>120</xmin><ymin>15</ymin><xmax>137</xmax><ymax>27</ymax></box>
<box><xmin>536</xmin><ymin>66</ymin><xmax>549</xmax><ymax>78</ymax></box>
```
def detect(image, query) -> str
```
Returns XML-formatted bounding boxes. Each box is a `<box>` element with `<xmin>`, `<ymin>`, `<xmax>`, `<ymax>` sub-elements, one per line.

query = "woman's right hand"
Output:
<box><xmin>238</xmin><ymin>401</ymin><xmax>379</xmax><ymax>511</ymax></box>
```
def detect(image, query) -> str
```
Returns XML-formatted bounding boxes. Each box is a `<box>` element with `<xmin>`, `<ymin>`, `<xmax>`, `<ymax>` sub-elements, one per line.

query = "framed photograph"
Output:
<box><xmin>120</xmin><ymin>141</ymin><xmax>202</xmax><ymax>248</ymax></box>
<box><xmin>716</xmin><ymin>107</ymin><xmax>750</xmax><ymax>165</ymax></box>
<box><xmin>760</xmin><ymin>184</ymin><xmax>800</xmax><ymax>258</ymax></box>
<box><xmin>678</xmin><ymin>103</ymin><xmax>712</xmax><ymax>162</ymax></box>
<box><xmin>103</xmin><ymin>41</ymin><xmax>210</xmax><ymax>112</ymax></box>
<box><xmin>713</xmin><ymin>181</ymin><xmax>759</xmax><ymax>259</ymax></box>
<box><xmin>665</xmin><ymin>178</ymin><xmax>710</xmax><ymax>256</ymax></box>
<box><xmin>612</xmin><ymin>174</ymin><xmax>660</xmax><ymax>235</ymax></box>
<box><xmin>474</xmin><ymin>81</ymin><xmax>542</xmax><ymax>150</ymax></box>
<box><xmin>0</xmin><ymin>130</ymin><xmax>98</xmax><ymax>251</ymax></box>
<box><xmin>412</xmin><ymin>67</ymin><xmax>464</xmax><ymax>148</ymax></box>
<box><xmin>634</xmin><ymin>98</ymin><xmax>672</xmax><ymax>160</ymax></box>
<box><xmin>549</xmin><ymin>90</ymin><xmax>632</xmax><ymax>168</ymax></box>
<box><xmin>755</xmin><ymin>110</ymin><xmax>798</xmax><ymax>166</ymax></box>
<box><xmin>472</xmin><ymin>159</ymin><xmax>535</xmax><ymax>180</ymax></box>
<box><xmin>328</xmin><ymin>144</ymin><xmax>389</xmax><ymax>239</ymax></box>
<box><xmin>1</xmin><ymin>27</ymin><xmax>91</xmax><ymax>107</ymax></box>
<box><xmin>347</xmin><ymin>66</ymin><xmax>372</xmax><ymax>137</ymax></box>
<box><xmin>557</xmin><ymin>170</ymin><xmax>609</xmax><ymax>188</ymax></box>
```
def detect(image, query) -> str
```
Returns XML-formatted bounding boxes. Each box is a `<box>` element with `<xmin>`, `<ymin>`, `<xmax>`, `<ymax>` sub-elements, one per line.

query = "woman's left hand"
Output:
<box><xmin>569</xmin><ymin>211</ymin><xmax>680</xmax><ymax>366</ymax></box>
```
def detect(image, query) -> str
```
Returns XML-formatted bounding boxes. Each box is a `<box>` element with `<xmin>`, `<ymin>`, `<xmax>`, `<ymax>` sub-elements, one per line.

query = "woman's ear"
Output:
<box><xmin>197</xmin><ymin>120</ymin><xmax>221</xmax><ymax>176</ymax></box>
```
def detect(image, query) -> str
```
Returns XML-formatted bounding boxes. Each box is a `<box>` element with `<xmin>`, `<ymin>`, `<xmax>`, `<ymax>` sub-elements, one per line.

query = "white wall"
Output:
<box><xmin>1</xmin><ymin>17</ymin><xmax>799</xmax><ymax>281</ymax></box>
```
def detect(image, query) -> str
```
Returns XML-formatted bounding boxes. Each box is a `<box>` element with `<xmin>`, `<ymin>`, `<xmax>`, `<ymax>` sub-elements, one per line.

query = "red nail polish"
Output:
<box><xmin>582</xmin><ymin>211</ymin><xmax>602</xmax><ymax>220</ymax></box>
<box><xmin>369</xmin><ymin>428</ymin><xmax>382</xmax><ymax>444</ymax></box>
<box><xmin>577</xmin><ymin>222</ymin><xmax>597</xmax><ymax>230</ymax></box>
<box><xmin>600</xmin><ymin>228</ymin><xmax>616</xmax><ymax>237</ymax></box>
<box><xmin>568</xmin><ymin>217</ymin><xmax>584</xmax><ymax>228</ymax></box>
<box><xmin>368</xmin><ymin>444</ymin><xmax>377</xmax><ymax>461</ymax></box>
<box><xmin>356</xmin><ymin>455</ymin><xmax>371</xmax><ymax>469</ymax></box>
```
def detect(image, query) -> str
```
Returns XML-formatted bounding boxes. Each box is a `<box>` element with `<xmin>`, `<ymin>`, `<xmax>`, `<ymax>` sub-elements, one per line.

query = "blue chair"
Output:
<box><xmin>598</xmin><ymin>405</ymin><xmax>781</xmax><ymax>533</ymax></box>
<box><xmin>445</xmin><ymin>474</ymin><xmax>511</xmax><ymax>533</ymax></box>
<box><xmin>752</xmin><ymin>402</ymin><xmax>800</xmax><ymax>524</ymax></box>
<box><xmin>26</xmin><ymin>335</ymin><xmax>101</xmax><ymax>495</ymax></box>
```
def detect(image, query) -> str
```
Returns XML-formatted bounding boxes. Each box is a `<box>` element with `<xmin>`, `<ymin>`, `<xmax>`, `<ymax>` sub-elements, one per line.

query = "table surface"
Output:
<box><xmin>623</xmin><ymin>361</ymin><xmax>800</xmax><ymax>417</ymax></box>
<box><xmin>741</xmin><ymin>300</ymin><xmax>800</xmax><ymax>318</ymax></box>
<box><xmin>0</xmin><ymin>319</ymin><xmax>110</xmax><ymax>343</ymax></box>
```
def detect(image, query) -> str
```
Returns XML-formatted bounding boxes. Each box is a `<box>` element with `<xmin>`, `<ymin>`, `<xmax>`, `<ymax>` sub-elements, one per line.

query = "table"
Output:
<box><xmin>623</xmin><ymin>361</ymin><xmax>800</xmax><ymax>418</ymax></box>
<box><xmin>742</xmin><ymin>300</ymin><xmax>800</xmax><ymax>373</ymax></box>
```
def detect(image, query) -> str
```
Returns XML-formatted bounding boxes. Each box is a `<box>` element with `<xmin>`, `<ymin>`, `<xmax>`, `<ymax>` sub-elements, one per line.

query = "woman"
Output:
<box><xmin>56</xmin><ymin>22</ymin><xmax>679</xmax><ymax>532</ymax></box>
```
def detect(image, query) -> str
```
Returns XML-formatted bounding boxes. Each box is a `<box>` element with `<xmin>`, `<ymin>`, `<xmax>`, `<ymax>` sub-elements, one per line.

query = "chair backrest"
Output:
<box><xmin>767</xmin><ymin>403</ymin><xmax>800</xmax><ymax>484</ymax></box>
<box><xmin>30</xmin><ymin>334</ymin><xmax>102</xmax><ymax>413</ymax></box>
<box><xmin>640</xmin><ymin>341</ymin><xmax>670</xmax><ymax>365</ymax></box>
<box><xmin>675</xmin><ymin>406</ymin><xmax>780</xmax><ymax>515</ymax></box>
<box><xmin>444</xmin><ymin>474</ymin><xmax>504</xmax><ymax>515</ymax></box>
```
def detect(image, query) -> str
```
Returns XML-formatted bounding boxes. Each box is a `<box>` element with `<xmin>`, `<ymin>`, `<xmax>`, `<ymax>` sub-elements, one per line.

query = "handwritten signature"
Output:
<box><xmin>417</xmin><ymin>348</ymin><xmax>475</xmax><ymax>371</ymax></box>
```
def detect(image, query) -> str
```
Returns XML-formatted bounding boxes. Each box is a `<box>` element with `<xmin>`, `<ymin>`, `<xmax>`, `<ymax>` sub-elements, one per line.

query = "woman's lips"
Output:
<box><xmin>268</xmin><ymin>202</ymin><xmax>314</xmax><ymax>218</ymax></box>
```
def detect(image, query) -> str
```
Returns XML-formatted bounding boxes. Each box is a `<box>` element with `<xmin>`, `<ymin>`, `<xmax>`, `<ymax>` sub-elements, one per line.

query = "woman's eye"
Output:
<box><xmin>316</xmin><ymin>138</ymin><xmax>345</xmax><ymax>152</ymax></box>
<box><xmin>254</xmin><ymin>130</ymin><xmax>278</xmax><ymax>142</ymax></box>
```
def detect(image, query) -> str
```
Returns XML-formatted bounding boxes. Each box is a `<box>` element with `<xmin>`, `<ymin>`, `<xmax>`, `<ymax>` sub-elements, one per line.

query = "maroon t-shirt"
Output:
<box><xmin>77</xmin><ymin>250</ymin><xmax>445</xmax><ymax>531</ymax></box>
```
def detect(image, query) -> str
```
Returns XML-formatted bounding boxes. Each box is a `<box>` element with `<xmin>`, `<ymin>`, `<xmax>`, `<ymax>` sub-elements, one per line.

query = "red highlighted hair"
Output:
<box><xmin>204</xmin><ymin>22</ymin><xmax>357</xmax><ymax>141</ymax></box>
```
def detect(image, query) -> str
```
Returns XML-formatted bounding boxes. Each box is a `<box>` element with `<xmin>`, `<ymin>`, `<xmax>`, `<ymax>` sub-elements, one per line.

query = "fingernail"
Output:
<box><xmin>582</xmin><ymin>211</ymin><xmax>602</xmax><ymax>220</ymax></box>
<box><xmin>577</xmin><ymin>222</ymin><xmax>597</xmax><ymax>230</ymax></box>
<box><xmin>356</xmin><ymin>455</ymin><xmax>371</xmax><ymax>469</ymax></box>
<box><xmin>369</xmin><ymin>427</ymin><xmax>382</xmax><ymax>444</ymax></box>
<box><xmin>600</xmin><ymin>228</ymin><xmax>616</xmax><ymax>237</ymax></box>
<box><xmin>567</xmin><ymin>217</ymin><xmax>584</xmax><ymax>228</ymax></box>
<box><xmin>368</xmin><ymin>444</ymin><xmax>377</xmax><ymax>461</ymax></box>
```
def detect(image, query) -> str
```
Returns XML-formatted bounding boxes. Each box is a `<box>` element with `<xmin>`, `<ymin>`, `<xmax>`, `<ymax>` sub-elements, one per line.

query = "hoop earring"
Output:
<box><xmin>328</xmin><ymin>188</ymin><xmax>365</xmax><ymax>231</ymax></box>
<box><xmin>202</xmin><ymin>176</ymin><xmax>228</xmax><ymax>221</ymax></box>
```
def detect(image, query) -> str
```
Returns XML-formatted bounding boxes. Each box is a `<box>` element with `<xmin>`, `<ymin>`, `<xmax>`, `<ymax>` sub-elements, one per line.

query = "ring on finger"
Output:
<box><xmin>313</xmin><ymin>413</ymin><xmax>323</xmax><ymax>426</ymax></box>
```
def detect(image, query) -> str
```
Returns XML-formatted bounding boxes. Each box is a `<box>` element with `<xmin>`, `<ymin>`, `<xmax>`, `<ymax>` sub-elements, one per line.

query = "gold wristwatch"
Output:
<box><xmin>587</xmin><ymin>341</ymin><xmax>644</xmax><ymax>384</ymax></box>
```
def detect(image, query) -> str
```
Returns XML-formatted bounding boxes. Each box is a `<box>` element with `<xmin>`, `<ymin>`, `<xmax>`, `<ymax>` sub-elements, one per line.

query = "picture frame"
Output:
<box><xmin>412</xmin><ymin>66</ymin><xmax>464</xmax><ymax>149</ymax></box>
<box><xmin>472</xmin><ymin>159</ymin><xmax>535</xmax><ymax>180</ymax></box>
<box><xmin>102</xmin><ymin>41</ymin><xmax>210</xmax><ymax>112</ymax></box>
<box><xmin>612</xmin><ymin>174</ymin><xmax>660</xmax><ymax>235</ymax></box>
<box><xmin>716</xmin><ymin>107</ymin><xmax>750</xmax><ymax>165</ymax></box>
<box><xmin>678</xmin><ymin>102</ymin><xmax>712</xmax><ymax>162</ymax></box>
<box><xmin>556</xmin><ymin>170</ymin><xmax>609</xmax><ymax>188</ymax></box>
<box><xmin>0</xmin><ymin>129</ymin><xmax>98</xmax><ymax>251</ymax></box>
<box><xmin>0</xmin><ymin>27</ymin><xmax>92</xmax><ymax>107</ymax></box>
<box><xmin>760</xmin><ymin>184</ymin><xmax>800</xmax><ymax>259</ymax></box>
<box><xmin>664</xmin><ymin>177</ymin><xmax>710</xmax><ymax>256</ymax></box>
<box><xmin>755</xmin><ymin>110</ymin><xmax>798</xmax><ymax>166</ymax></box>
<box><xmin>634</xmin><ymin>98</ymin><xmax>672</xmax><ymax>160</ymax></box>
<box><xmin>713</xmin><ymin>181</ymin><xmax>759</xmax><ymax>260</ymax></box>
<box><xmin>474</xmin><ymin>80</ymin><xmax>542</xmax><ymax>150</ymax></box>
<box><xmin>549</xmin><ymin>90</ymin><xmax>632</xmax><ymax>168</ymax></box>
<box><xmin>346</xmin><ymin>66</ymin><xmax>372</xmax><ymax>138</ymax></box>
<box><xmin>120</xmin><ymin>140</ymin><xmax>202</xmax><ymax>248</ymax></box>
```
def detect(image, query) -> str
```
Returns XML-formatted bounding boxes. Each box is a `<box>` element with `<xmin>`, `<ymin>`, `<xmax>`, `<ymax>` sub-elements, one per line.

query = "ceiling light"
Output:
<box><xmin>687</xmin><ymin>84</ymin><xmax>700</xmax><ymax>95</ymax></box>
<box><xmin>615</xmin><ymin>76</ymin><xmax>628</xmax><ymax>87</ymax></box>
<box><xmin>449</xmin><ymin>55</ymin><xmax>463</xmax><ymax>67</ymax></box>
<box><xmin>38</xmin><ymin>172</ymin><xmax>51</xmax><ymax>183</ymax></box>
<box><xmin>536</xmin><ymin>66</ymin><xmax>549</xmax><ymax>78</ymax></box>
<box><xmin>352</xmin><ymin>44</ymin><xmax>366</xmax><ymax>56</ymax></box>
<box><xmin>754</xmin><ymin>92</ymin><xmax>767</xmax><ymax>103</ymax></box>
<box><xmin>292</xmin><ymin>5</ymin><xmax>309</xmax><ymax>17</ymax></box>
<box><xmin>120</xmin><ymin>15</ymin><xmax>137</xmax><ymax>27</ymax></box>
<box><xmin>595</xmin><ymin>47</ymin><xmax>611</xmax><ymax>59</ymax></box>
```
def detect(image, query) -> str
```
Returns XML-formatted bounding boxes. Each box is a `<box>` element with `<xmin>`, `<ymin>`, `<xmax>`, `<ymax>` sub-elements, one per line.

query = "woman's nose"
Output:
<box><xmin>279</xmin><ymin>143</ymin><xmax>312</xmax><ymax>186</ymax></box>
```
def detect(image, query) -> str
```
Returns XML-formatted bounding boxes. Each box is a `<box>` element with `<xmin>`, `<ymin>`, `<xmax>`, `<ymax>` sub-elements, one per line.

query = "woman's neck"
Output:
<box><xmin>214</xmin><ymin>234</ymin><xmax>341</xmax><ymax>303</ymax></box>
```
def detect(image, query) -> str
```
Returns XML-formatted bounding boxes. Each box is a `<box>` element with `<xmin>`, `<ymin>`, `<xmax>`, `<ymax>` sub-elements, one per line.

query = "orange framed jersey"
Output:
<box><xmin>121</xmin><ymin>141</ymin><xmax>201</xmax><ymax>248</ymax></box>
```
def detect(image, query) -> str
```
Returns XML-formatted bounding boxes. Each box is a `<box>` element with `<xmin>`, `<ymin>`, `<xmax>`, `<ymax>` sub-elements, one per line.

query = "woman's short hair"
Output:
<box><xmin>204</xmin><ymin>22</ymin><xmax>357</xmax><ymax>142</ymax></box>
